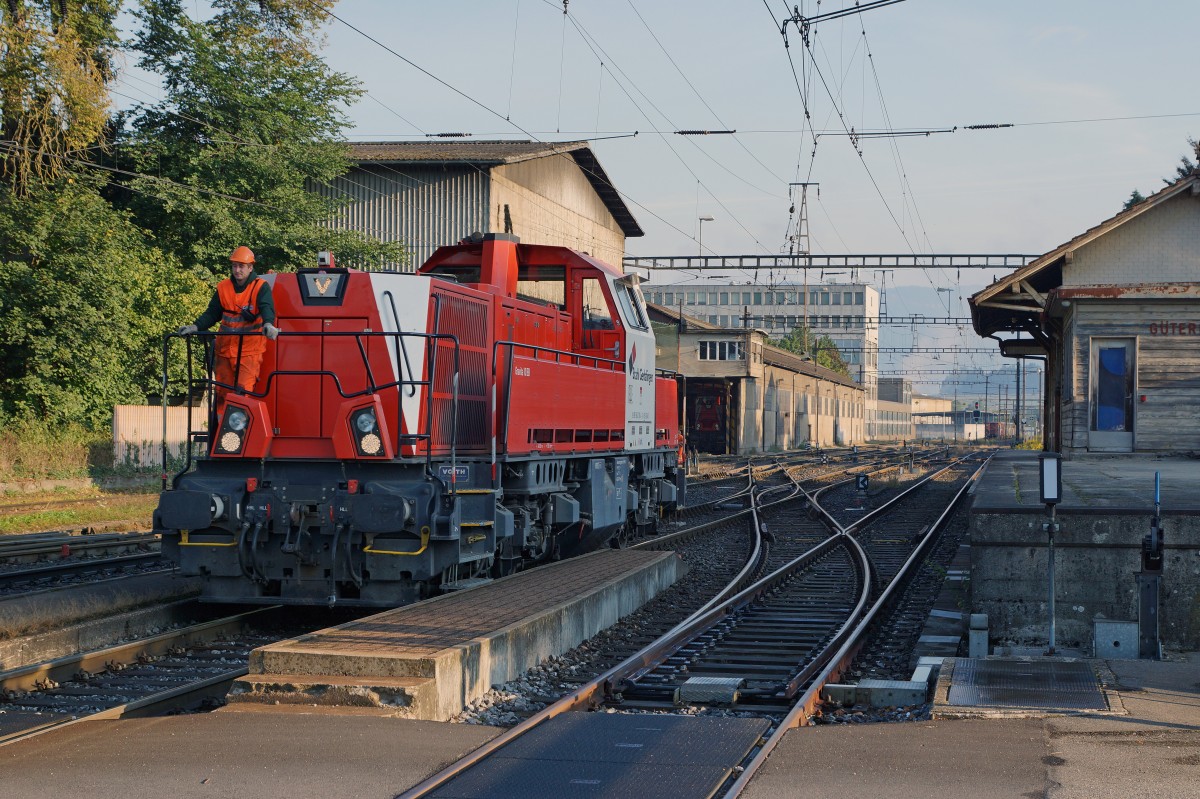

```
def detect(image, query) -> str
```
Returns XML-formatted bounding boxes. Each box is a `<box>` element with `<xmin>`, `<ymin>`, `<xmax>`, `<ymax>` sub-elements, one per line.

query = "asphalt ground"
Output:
<box><xmin>3</xmin><ymin>652</ymin><xmax>1196</xmax><ymax>799</ymax></box>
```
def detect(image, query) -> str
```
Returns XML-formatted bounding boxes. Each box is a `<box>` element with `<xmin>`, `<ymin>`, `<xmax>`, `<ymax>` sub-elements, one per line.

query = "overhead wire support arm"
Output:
<box><xmin>781</xmin><ymin>0</ymin><xmax>909</xmax><ymax>43</ymax></box>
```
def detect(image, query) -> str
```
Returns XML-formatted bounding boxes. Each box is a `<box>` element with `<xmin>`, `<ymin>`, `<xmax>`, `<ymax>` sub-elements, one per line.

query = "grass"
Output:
<box><xmin>0</xmin><ymin>486</ymin><xmax>159</xmax><ymax>534</ymax></box>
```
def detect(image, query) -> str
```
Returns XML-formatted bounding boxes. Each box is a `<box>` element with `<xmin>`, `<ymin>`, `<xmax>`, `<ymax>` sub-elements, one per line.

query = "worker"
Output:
<box><xmin>177</xmin><ymin>246</ymin><xmax>279</xmax><ymax>411</ymax></box>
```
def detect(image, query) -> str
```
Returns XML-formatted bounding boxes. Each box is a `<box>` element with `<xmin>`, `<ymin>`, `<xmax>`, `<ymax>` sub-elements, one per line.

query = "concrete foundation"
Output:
<box><xmin>229</xmin><ymin>549</ymin><xmax>682</xmax><ymax>720</ymax></box>
<box><xmin>969</xmin><ymin>452</ymin><xmax>1200</xmax><ymax>650</ymax></box>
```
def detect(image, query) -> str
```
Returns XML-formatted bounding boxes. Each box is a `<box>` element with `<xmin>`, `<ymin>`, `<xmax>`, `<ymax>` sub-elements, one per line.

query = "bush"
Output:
<box><xmin>0</xmin><ymin>420</ymin><xmax>100</xmax><ymax>480</ymax></box>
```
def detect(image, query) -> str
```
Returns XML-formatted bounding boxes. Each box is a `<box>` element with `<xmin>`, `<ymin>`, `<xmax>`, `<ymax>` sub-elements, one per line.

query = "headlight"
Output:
<box><xmin>215</xmin><ymin>404</ymin><xmax>250</xmax><ymax>455</ymax></box>
<box><xmin>226</xmin><ymin>409</ymin><xmax>249</xmax><ymax>432</ymax></box>
<box><xmin>351</xmin><ymin>407</ymin><xmax>386</xmax><ymax>457</ymax></box>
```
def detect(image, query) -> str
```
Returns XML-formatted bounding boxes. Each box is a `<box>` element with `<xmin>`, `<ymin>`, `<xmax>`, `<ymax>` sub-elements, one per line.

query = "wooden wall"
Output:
<box><xmin>1062</xmin><ymin>300</ymin><xmax>1200</xmax><ymax>454</ymax></box>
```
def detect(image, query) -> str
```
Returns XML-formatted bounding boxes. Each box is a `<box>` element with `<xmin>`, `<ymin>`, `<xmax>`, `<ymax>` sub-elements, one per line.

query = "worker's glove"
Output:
<box><xmin>263</xmin><ymin>323</ymin><xmax>280</xmax><ymax>340</ymax></box>
<box><xmin>177</xmin><ymin>324</ymin><xmax>198</xmax><ymax>335</ymax></box>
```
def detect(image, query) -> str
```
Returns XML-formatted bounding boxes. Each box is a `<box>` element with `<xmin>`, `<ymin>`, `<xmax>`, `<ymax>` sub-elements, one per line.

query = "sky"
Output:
<box><xmin>113</xmin><ymin>0</ymin><xmax>1200</xmax><ymax>403</ymax></box>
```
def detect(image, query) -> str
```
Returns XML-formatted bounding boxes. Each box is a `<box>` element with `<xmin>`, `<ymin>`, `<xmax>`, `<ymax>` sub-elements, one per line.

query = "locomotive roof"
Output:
<box><xmin>346</xmin><ymin>140</ymin><xmax>643</xmax><ymax>238</ymax></box>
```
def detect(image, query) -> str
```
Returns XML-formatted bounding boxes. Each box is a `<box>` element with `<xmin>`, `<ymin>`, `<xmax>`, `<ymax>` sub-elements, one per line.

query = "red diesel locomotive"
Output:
<box><xmin>155</xmin><ymin>234</ymin><xmax>685</xmax><ymax>606</ymax></box>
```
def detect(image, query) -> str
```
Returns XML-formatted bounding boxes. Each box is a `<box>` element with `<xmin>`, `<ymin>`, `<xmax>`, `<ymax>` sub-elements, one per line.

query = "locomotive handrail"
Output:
<box><xmin>381</xmin><ymin>290</ymin><xmax>419</xmax><ymax>398</ymax></box>
<box><xmin>163</xmin><ymin>329</ymin><xmax>462</xmax><ymax>484</ymax></box>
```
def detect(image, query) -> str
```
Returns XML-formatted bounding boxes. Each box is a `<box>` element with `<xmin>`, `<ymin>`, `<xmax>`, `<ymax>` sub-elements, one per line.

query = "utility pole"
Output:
<box><xmin>984</xmin><ymin>373</ymin><xmax>990</xmax><ymax>437</ymax></box>
<box><xmin>788</xmin><ymin>182</ymin><xmax>818</xmax><ymax>352</ymax></box>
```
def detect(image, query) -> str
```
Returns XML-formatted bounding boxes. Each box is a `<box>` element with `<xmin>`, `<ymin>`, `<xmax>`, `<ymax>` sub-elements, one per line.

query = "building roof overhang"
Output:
<box><xmin>969</xmin><ymin>174</ymin><xmax>1200</xmax><ymax>340</ymax></box>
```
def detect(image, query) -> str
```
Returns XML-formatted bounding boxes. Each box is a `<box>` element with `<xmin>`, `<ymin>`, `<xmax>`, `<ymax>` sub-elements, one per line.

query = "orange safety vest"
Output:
<box><xmin>216</xmin><ymin>277</ymin><xmax>267</xmax><ymax>358</ymax></box>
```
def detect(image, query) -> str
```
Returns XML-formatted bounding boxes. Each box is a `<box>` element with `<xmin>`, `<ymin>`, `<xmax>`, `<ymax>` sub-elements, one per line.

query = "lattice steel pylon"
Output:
<box><xmin>788</xmin><ymin>182</ymin><xmax>818</xmax><ymax>345</ymax></box>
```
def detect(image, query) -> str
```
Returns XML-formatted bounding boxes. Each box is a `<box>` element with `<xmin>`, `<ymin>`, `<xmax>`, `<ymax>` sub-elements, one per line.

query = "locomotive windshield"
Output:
<box><xmin>614</xmin><ymin>280</ymin><xmax>648</xmax><ymax>331</ymax></box>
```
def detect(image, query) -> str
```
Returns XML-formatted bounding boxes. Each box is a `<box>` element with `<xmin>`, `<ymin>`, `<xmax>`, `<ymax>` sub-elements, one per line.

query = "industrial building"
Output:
<box><xmin>648</xmin><ymin>306</ymin><xmax>864</xmax><ymax>453</ymax></box>
<box><xmin>642</xmin><ymin>281</ymin><xmax>887</xmax><ymax>436</ymax></box>
<box><xmin>317</xmin><ymin>140</ymin><xmax>643</xmax><ymax>269</ymax></box>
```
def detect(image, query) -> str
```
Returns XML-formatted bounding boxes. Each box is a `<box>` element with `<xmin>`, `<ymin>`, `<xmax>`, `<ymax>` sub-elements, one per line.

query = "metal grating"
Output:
<box><xmin>431</xmin><ymin>712</ymin><xmax>769</xmax><ymax>799</ymax></box>
<box><xmin>947</xmin><ymin>659</ymin><xmax>1107</xmax><ymax>710</ymax></box>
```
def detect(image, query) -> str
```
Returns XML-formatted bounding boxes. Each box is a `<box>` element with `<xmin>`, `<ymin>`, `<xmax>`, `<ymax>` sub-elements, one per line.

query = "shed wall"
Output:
<box><xmin>1064</xmin><ymin>192</ymin><xmax>1200</xmax><ymax>285</ymax></box>
<box><xmin>1062</xmin><ymin>299</ymin><xmax>1200</xmax><ymax>454</ymax></box>
<box><xmin>492</xmin><ymin>159</ymin><xmax>626</xmax><ymax>267</ymax></box>
<box><xmin>315</xmin><ymin>164</ymin><xmax>490</xmax><ymax>270</ymax></box>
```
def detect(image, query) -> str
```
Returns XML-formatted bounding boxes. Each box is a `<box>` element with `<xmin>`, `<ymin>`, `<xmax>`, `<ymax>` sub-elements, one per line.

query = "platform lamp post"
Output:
<box><xmin>1039</xmin><ymin>452</ymin><xmax>1063</xmax><ymax>655</ymax></box>
<box><xmin>698</xmin><ymin>216</ymin><xmax>714</xmax><ymax>257</ymax></box>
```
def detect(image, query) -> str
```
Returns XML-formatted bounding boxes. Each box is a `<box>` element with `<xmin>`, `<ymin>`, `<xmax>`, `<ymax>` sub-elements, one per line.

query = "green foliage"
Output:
<box><xmin>776</xmin><ymin>325</ymin><xmax>851</xmax><ymax>377</ymax></box>
<box><xmin>0</xmin><ymin>172</ymin><xmax>200</xmax><ymax>426</ymax></box>
<box><xmin>117</xmin><ymin>0</ymin><xmax>406</xmax><ymax>275</ymax></box>
<box><xmin>0</xmin><ymin>417</ymin><xmax>98</xmax><ymax>478</ymax></box>
<box><xmin>1165</xmin><ymin>137</ymin><xmax>1199</xmax><ymax>185</ymax></box>
<box><xmin>1126</xmin><ymin>137</ymin><xmax>1199</xmax><ymax>208</ymax></box>
<box><xmin>1122</xmin><ymin>189</ymin><xmax>1145</xmax><ymax>211</ymax></box>
<box><xmin>0</xmin><ymin>1</ymin><xmax>122</xmax><ymax>192</ymax></box>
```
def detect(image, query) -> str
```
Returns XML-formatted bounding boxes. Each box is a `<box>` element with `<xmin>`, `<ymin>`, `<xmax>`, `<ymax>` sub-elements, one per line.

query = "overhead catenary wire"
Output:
<box><xmin>301</xmin><ymin>0</ymin><xmax>737</xmax><ymax>256</ymax></box>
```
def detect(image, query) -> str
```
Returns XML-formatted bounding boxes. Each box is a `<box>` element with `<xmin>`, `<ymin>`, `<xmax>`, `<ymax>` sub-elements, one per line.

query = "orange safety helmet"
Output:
<box><xmin>230</xmin><ymin>246</ymin><xmax>255</xmax><ymax>265</ymax></box>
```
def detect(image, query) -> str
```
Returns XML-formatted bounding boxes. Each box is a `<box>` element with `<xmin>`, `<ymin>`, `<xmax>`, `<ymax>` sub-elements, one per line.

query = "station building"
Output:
<box><xmin>971</xmin><ymin>172</ymin><xmax>1200</xmax><ymax>456</ymax></box>
<box><xmin>967</xmin><ymin>171</ymin><xmax>1200</xmax><ymax>653</ymax></box>
<box><xmin>317</xmin><ymin>140</ymin><xmax>643</xmax><ymax>269</ymax></box>
<box><xmin>648</xmin><ymin>305</ymin><xmax>865</xmax><ymax>454</ymax></box>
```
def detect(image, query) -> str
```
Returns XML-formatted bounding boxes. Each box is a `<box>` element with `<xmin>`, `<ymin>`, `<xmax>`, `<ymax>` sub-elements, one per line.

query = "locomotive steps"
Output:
<box><xmin>224</xmin><ymin>549</ymin><xmax>682</xmax><ymax>721</ymax></box>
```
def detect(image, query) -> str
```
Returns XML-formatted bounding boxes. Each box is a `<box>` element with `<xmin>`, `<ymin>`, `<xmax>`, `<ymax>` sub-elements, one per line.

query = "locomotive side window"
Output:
<box><xmin>516</xmin><ymin>264</ymin><xmax>566</xmax><ymax>309</ymax></box>
<box><xmin>427</xmin><ymin>264</ymin><xmax>480</xmax><ymax>284</ymax></box>
<box><xmin>581</xmin><ymin>277</ymin><xmax>615</xmax><ymax>330</ymax></box>
<box><xmin>615</xmin><ymin>281</ymin><xmax>648</xmax><ymax>331</ymax></box>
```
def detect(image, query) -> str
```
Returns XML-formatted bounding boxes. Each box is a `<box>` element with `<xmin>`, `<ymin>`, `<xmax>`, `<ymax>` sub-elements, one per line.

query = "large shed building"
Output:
<box><xmin>317</xmin><ymin>140</ymin><xmax>643</xmax><ymax>269</ymax></box>
<box><xmin>649</xmin><ymin>305</ymin><xmax>865</xmax><ymax>453</ymax></box>
<box><xmin>971</xmin><ymin>172</ymin><xmax>1200</xmax><ymax>456</ymax></box>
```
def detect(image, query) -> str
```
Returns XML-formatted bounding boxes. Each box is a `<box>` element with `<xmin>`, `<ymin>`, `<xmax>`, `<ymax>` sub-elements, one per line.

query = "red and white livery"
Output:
<box><xmin>156</xmin><ymin>234</ymin><xmax>685</xmax><ymax>606</ymax></box>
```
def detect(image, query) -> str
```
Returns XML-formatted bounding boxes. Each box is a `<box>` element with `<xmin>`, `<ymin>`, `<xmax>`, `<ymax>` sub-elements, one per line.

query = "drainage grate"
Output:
<box><xmin>947</xmin><ymin>659</ymin><xmax>1107</xmax><ymax>710</ymax></box>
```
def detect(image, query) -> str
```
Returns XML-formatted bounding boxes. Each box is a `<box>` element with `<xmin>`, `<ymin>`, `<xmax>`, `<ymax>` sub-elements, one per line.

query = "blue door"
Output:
<box><xmin>1089</xmin><ymin>339</ymin><xmax>1134</xmax><ymax>452</ymax></box>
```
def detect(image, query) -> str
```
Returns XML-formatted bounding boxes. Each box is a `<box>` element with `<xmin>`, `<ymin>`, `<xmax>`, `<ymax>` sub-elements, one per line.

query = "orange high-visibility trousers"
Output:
<box><xmin>213</xmin><ymin>352</ymin><xmax>263</xmax><ymax>412</ymax></box>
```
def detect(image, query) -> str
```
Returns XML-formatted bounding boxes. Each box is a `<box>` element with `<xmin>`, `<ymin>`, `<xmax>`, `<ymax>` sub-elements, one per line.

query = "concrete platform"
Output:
<box><xmin>972</xmin><ymin>450</ymin><xmax>1200</xmax><ymax>513</ymax></box>
<box><xmin>969</xmin><ymin>451</ymin><xmax>1200</xmax><ymax>648</ymax></box>
<box><xmin>4</xmin><ymin>653</ymin><xmax>1194</xmax><ymax>799</ymax></box>
<box><xmin>229</xmin><ymin>549</ymin><xmax>682</xmax><ymax>720</ymax></box>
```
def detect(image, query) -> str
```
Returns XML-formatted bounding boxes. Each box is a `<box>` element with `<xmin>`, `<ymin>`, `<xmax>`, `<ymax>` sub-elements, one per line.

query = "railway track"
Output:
<box><xmin>0</xmin><ymin>530</ymin><xmax>159</xmax><ymax>566</ymax></box>
<box><xmin>0</xmin><ymin>552</ymin><xmax>170</xmax><ymax>599</ymax></box>
<box><xmin>403</xmin><ymin>451</ymin><xmax>988</xmax><ymax>799</ymax></box>
<box><xmin>0</xmin><ymin>607</ymin><xmax>287</xmax><ymax>747</ymax></box>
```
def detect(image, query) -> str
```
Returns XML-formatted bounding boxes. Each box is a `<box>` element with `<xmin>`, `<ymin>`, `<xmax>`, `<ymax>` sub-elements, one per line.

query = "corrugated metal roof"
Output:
<box><xmin>344</xmin><ymin>140</ymin><xmax>643</xmax><ymax>238</ymax></box>
<box><xmin>347</xmin><ymin>140</ymin><xmax>589</xmax><ymax>165</ymax></box>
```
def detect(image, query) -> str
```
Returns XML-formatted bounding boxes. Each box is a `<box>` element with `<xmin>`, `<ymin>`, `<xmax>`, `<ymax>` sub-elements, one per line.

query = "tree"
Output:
<box><xmin>1125</xmin><ymin>137</ymin><xmax>1200</xmax><ymax>209</ymax></box>
<box><xmin>776</xmin><ymin>325</ymin><xmax>851</xmax><ymax>377</ymax></box>
<box><xmin>0</xmin><ymin>172</ymin><xmax>200</xmax><ymax>426</ymax></box>
<box><xmin>1122</xmin><ymin>189</ymin><xmax>1145</xmax><ymax>211</ymax></box>
<box><xmin>0</xmin><ymin>1</ymin><xmax>121</xmax><ymax>194</ymax></box>
<box><xmin>117</xmin><ymin>0</ymin><xmax>405</xmax><ymax>276</ymax></box>
<box><xmin>1165</xmin><ymin>137</ymin><xmax>1200</xmax><ymax>185</ymax></box>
